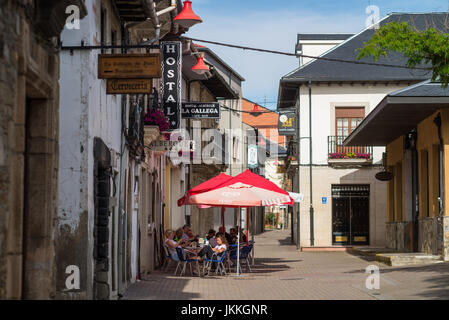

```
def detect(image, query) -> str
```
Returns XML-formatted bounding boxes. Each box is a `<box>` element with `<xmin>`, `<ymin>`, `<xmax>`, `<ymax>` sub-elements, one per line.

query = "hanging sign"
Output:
<box><xmin>106</xmin><ymin>79</ymin><xmax>152</xmax><ymax>94</ymax></box>
<box><xmin>148</xmin><ymin>140</ymin><xmax>195</xmax><ymax>152</ymax></box>
<box><xmin>278</xmin><ymin>109</ymin><xmax>297</xmax><ymax>136</ymax></box>
<box><xmin>161</xmin><ymin>41</ymin><xmax>182</xmax><ymax>131</ymax></box>
<box><xmin>98</xmin><ymin>53</ymin><xmax>161</xmax><ymax>79</ymax></box>
<box><xmin>248</xmin><ymin>144</ymin><xmax>258</xmax><ymax>169</ymax></box>
<box><xmin>181</xmin><ymin>102</ymin><xmax>221</xmax><ymax>119</ymax></box>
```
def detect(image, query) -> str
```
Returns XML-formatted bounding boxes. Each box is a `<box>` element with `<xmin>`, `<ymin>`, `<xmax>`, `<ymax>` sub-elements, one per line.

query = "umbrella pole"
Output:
<box><xmin>246</xmin><ymin>207</ymin><xmax>249</xmax><ymax>246</ymax></box>
<box><xmin>236</xmin><ymin>207</ymin><xmax>240</xmax><ymax>276</ymax></box>
<box><xmin>221</xmin><ymin>206</ymin><xmax>225</xmax><ymax>231</ymax></box>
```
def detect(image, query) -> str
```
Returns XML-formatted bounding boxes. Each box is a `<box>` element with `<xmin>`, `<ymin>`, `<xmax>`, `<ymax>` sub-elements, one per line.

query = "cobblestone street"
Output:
<box><xmin>123</xmin><ymin>230</ymin><xmax>449</xmax><ymax>300</ymax></box>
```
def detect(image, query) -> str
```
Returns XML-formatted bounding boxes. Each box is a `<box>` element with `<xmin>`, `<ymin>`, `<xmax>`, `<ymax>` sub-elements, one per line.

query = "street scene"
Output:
<box><xmin>1</xmin><ymin>0</ymin><xmax>449</xmax><ymax>304</ymax></box>
<box><xmin>123</xmin><ymin>229</ymin><xmax>449</xmax><ymax>300</ymax></box>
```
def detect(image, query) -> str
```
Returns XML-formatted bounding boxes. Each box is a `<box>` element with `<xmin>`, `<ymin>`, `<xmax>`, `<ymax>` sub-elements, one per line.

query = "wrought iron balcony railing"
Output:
<box><xmin>328</xmin><ymin>136</ymin><xmax>373</xmax><ymax>161</ymax></box>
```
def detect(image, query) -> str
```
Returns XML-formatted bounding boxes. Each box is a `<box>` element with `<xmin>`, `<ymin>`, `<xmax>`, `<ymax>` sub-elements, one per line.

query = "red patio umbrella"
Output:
<box><xmin>179</xmin><ymin>170</ymin><xmax>293</xmax><ymax>276</ymax></box>
<box><xmin>178</xmin><ymin>172</ymin><xmax>232</xmax><ymax>207</ymax></box>
<box><xmin>186</xmin><ymin>170</ymin><xmax>293</xmax><ymax>207</ymax></box>
<box><xmin>178</xmin><ymin>172</ymin><xmax>233</xmax><ymax>231</ymax></box>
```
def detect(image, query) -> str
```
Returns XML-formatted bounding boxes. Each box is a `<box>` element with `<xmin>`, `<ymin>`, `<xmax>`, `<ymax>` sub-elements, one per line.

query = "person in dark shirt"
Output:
<box><xmin>219</xmin><ymin>226</ymin><xmax>233</xmax><ymax>244</ymax></box>
<box><xmin>206</xmin><ymin>229</ymin><xmax>217</xmax><ymax>247</ymax></box>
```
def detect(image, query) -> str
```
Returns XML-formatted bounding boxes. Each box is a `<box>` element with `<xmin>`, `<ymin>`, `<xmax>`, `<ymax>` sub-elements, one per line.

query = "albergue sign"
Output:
<box><xmin>181</xmin><ymin>102</ymin><xmax>221</xmax><ymax>119</ymax></box>
<box><xmin>161</xmin><ymin>42</ymin><xmax>182</xmax><ymax>131</ymax></box>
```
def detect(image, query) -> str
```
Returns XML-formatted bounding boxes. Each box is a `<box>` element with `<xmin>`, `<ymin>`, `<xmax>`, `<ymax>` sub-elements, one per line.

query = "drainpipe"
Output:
<box><xmin>409</xmin><ymin>131</ymin><xmax>419</xmax><ymax>252</ymax></box>
<box><xmin>139</xmin><ymin>0</ymin><xmax>178</xmax><ymax>45</ymax></box>
<box><xmin>137</xmin><ymin>0</ymin><xmax>161</xmax><ymax>45</ymax></box>
<box><xmin>308</xmin><ymin>81</ymin><xmax>314</xmax><ymax>247</ymax></box>
<box><xmin>434</xmin><ymin>113</ymin><xmax>445</xmax><ymax>250</ymax></box>
<box><xmin>296</xmin><ymin>87</ymin><xmax>301</xmax><ymax>250</ymax></box>
<box><xmin>156</xmin><ymin>0</ymin><xmax>177</xmax><ymax>16</ymax></box>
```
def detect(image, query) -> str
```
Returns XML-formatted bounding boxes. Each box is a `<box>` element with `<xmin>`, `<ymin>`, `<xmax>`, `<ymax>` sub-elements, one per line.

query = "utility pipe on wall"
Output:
<box><xmin>309</xmin><ymin>81</ymin><xmax>314</xmax><ymax>247</ymax></box>
<box><xmin>156</xmin><ymin>0</ymin><xmax>177</xmax><ymax>16</ymax></box>
<box><xmin>296</xmin><ymin>87</ymin><xmax>301</xmax><ymax>250</ymax></box>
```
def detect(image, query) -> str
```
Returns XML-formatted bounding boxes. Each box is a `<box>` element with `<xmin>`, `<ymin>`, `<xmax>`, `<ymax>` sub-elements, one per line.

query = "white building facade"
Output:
<box><xmin>279</xmin><ymin>14</ymin><xmax>437</xmax><ymax>248</ymax></box>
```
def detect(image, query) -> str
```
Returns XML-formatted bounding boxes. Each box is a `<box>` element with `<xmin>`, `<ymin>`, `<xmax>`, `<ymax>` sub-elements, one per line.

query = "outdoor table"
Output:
<box><xmin>182</xmin><ymin>247</ymin><xmax>202</xmax><ymax>277</ymax></box>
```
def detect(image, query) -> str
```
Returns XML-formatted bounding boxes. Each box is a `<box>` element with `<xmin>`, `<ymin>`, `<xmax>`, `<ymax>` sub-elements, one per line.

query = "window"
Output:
<box><xmin>335</xmin><ymin>107</ymin><xmax>364</xmax><ymax>144</ymax></box>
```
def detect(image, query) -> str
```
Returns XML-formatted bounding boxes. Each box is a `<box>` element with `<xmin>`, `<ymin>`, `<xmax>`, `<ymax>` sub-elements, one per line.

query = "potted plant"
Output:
<box><xmin>329</xmin><ymin>152</ymin><xmax>370</xmax><ymax>160</ymax></box>
<box><xmin>143</xmin><ymin>108</ymin><xmax>170</xmax><ymax>132</ymax></box>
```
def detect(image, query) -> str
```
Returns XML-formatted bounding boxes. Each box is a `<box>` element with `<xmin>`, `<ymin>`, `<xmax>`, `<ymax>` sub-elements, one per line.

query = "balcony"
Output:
<box><xmin>328</xmin><ymin>136</ymin><xmax>373</xmax><ymax>168</ymax></box>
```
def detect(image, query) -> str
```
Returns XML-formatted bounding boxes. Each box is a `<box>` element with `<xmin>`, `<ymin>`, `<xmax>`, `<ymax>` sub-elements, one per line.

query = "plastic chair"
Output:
<box><xmin>203</xmin><ymin>250</ymin><xmax>227</xmax><ymax>276</ymax></box>
<box><xmin>229</xmin><ymin>244</ymin><xmax>253</xmax><ymax>273</ymax></box>
<box><xmin>162</xmin><ymin>245</ymin><xmax>177</xmax><ymax>272</ymax></box>
<box><xmin>175</xmin><ymin>247</ymin><xmax>201</xmax><ymax>277</ymax></box>
<box><xmin>226</xmin><ymin>244</ymin><xmax>238</xmax><ymax>273</ymax></box>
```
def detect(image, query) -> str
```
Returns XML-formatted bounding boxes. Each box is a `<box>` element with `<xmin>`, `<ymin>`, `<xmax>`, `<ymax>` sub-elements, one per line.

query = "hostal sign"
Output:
<box><xmin>161</xmin><ymin>42</ymin><xmax>182</xmax><ymax>131</ymax></box>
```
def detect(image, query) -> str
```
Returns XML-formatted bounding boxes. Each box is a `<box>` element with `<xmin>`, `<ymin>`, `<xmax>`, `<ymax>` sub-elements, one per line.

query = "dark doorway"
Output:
<box><xmin>332</xmin><ymin>185</ymin><xmax>370</xmax><ymax>245</ymax></box>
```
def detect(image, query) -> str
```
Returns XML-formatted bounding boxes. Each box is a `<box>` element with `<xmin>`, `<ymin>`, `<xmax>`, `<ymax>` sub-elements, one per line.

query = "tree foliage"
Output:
<box><xmin>357</xmin><ymin>22</ymin><xmax>449</xmax><ymax>86</ymax></box>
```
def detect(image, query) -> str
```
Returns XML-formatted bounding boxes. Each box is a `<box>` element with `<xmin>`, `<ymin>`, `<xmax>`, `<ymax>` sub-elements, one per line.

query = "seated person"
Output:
<box><xmin>229</xmin><ymin>228</ymin><xmax>237</xmax><ymax>244</ymax></box>
<box><xmin>240</xmin><ymin>229</ymin><xmax>247</xmax><ymax>243</ymax></box>
<box><xmin>182</xmin><ymin>224</ymin><xmax>192</xmax><ymax>240</ymax></box>
<box><xmin>219</xmin><ymin>226</ymin><xmax>233</xmax><ymax>244</ymax></box>
<box><xmin>206</xmin><ymin>229</ymin><xmax>217</xmax><ymax>247</ymax></box>
<box><xmin>187</xmin><ymin>230</ymin><xmax>199</xmax><ymax>243</ymax></box>
<box><xmin>174</xmin><ymin>228</ymin><xmax>189</xmax><ymax>247</ymax></box>
<box><xmin>196</xmin><ymin>235</ymin><xmax>227</xmax><ymax>273</ymax></box>
<box><xmin>164</xmin><ymin>229</ymin><xmax>182</xmax><ymax>261</ymax></box>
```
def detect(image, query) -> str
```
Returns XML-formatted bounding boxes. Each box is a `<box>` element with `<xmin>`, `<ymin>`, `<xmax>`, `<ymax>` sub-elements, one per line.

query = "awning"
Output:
<box><xmin>344</xmin><ymin>81</ymin><xmax>449</xmax><ymax>146</ymax></box>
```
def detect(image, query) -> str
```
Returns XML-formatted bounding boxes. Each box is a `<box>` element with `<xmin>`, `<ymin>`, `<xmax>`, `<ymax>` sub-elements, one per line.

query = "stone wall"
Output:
<box><xmin>385</xmin><ymin>222</ymin><xmax>396</xmax><ymax>250</ymax></box>
<box><xmin>443</xmin><ymin>216</ymin><xmax>449</xmax><ymax>261</ymax></box>
<box><xmin>419</xmin><ymin>217</ymin><xmax>438</xmax><ymax>255</ymax></box>
<box><xmin>385</xmin><ymin>221</ymin><xmax>412</xmax><ymax>252</ymax></box>
<box><xmin>0</xmin><ymin>0</ymin><xmax>62</xmax><ymax>299</ymax></box>
<box><xmin>0</xmin><ymin>0</ymin><xmax>19</xmax><ymax>300</ymax></box>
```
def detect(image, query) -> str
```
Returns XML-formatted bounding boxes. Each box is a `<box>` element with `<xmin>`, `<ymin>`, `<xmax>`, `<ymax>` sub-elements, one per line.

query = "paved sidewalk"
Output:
<box><xmin>122</xmin><ymin>229</ymin><xmax>449</xmax><ymax>300</ymax></box>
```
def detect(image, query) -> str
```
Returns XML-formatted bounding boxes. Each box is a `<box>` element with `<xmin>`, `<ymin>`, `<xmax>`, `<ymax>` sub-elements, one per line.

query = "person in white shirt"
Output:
<box><xmin>197</xmin><ymin>235</ymin><xmax>227</xmax><ymax>260</ymax></box>
<box><xmin>164</xmin><ymin>229</ymin><xmax>186</xmax><ymax>261</ymax></box>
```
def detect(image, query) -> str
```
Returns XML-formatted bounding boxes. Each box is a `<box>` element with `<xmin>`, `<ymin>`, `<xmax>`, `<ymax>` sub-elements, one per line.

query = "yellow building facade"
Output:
<box><xmin>345</xmin><ymin>81</ymin><xmax>449</xmax><ymax>260</ymax></box>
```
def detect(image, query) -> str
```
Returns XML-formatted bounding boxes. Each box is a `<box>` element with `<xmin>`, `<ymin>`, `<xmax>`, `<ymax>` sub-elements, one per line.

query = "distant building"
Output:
<box><xmin>278</xmin><ymin>13</ymin><xmax>448</xmax><ymax>248</ymax></box>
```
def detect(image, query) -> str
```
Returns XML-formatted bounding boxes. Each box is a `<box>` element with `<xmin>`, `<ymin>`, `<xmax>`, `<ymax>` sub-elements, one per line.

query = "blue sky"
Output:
<box><xmin>185</xmin><ymin>0</ymin><xmax>449</xmax><ymax>109</ymax></box>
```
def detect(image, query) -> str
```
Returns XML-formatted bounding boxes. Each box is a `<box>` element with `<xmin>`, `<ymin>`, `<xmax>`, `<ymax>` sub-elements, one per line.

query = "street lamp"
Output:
<box><xmin>192</xmin><ymin>54</ymin><xmax>209</xmax><ymax>75</ymax></box>
<box><xmin>174</xmin><ymin>0</ymin><xmax>202</xmax><ymax>28</ymax></box>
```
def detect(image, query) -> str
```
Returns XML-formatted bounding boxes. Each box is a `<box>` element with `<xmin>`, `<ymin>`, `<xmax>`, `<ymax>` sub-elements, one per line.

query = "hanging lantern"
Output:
<box><xmin>251</xmin><ymin>103</ymin><xmax>262</xmax><ymax>117</ymax></box>
<box><xmin>174</xmin><ymin>0</ymin><xmax>202</xmax><ymax>28</ymax></box>
<box><xmin>192</xmin><ymin>55</ymin><xmax>209</xmax><ymax>75</ymax></box>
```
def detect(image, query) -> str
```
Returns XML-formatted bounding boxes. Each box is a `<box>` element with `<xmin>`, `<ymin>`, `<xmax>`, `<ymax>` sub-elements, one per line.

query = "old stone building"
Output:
<box><xmin>0</xmin><ymin>0</ymin><xmax>86</xmax><ymax>299</ymax></box>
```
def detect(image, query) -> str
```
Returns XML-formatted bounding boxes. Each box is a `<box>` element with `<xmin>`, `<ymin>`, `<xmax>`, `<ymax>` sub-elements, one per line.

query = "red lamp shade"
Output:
<box><xmin>192</xmin><ymin>56</ymin><xmax>209</xmax><ymax>75</ymax></box>
<box><xmin>174</xmin><ymin>0</ymin><xmax>202</xmax><ymax>28</ymax></box>
<box><xmin>251</xmin><ymin>103</ymin><xmax>262</xmax><ymax>116</ymax></box>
